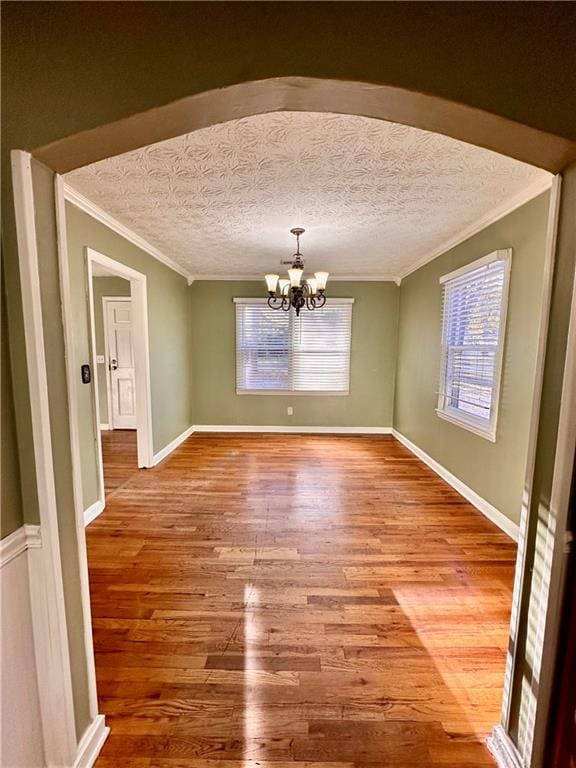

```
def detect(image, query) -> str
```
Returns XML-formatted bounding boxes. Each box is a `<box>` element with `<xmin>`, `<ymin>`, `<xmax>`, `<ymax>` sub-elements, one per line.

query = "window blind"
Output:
<box><xmin>235</xmin><ymin>300</ymin><xmax>353</xmax><ymax>393</ymax></box>
<box><xmin>437</xmin><ymin>251</ymin><xmax>511</xmax><ymax>439</ymax></box>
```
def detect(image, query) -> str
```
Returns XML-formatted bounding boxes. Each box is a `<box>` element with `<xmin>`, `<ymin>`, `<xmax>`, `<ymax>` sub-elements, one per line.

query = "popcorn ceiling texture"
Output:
<box><xmin>65</xmin><ymin>112</ymin><xmax>548</xmax><ymax>280</ymax></box>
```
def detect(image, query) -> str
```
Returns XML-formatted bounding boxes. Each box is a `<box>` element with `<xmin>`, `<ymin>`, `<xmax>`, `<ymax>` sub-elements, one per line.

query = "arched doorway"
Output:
<box><xmin>12</xmin><ymin>70</ymin><xmax>576</xmax><ymax>768</ymax></box>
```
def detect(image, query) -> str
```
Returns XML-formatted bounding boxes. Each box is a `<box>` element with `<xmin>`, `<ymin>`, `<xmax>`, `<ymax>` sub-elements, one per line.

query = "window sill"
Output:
<box><xmin>236</xmin><ymin>390</ymin><xmax>349</xmax><ymax>396</ymax></box>
<box><xmin>435</xmin><ymin>408</ymin><xmax>496</xmax><ymax>442</ymax></box>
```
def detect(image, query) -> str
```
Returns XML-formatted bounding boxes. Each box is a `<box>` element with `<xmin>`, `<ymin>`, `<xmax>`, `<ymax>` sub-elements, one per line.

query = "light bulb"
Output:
<box><xmin>265</xmin><ymin>274</ymin><xmax>279</xmax><ymax>293</ymax></box>
<box><xmin>288</xmin><ymin>267</ymin><xmax>303</xmax><ymax>287</ymax></box>
<box><xmin>306</xmin><ymin>278</ymin><xmax>318</xmax><ymax>295</ymax></box>
<box><xmin>314</xmin><ymin>271</ymin><xmax>329</xmax><ymax>291</ymax></box>
<box><xmin>278</xmin><ymin>279</ymin><xmax>290</xmax><ymax>295</ymax></box>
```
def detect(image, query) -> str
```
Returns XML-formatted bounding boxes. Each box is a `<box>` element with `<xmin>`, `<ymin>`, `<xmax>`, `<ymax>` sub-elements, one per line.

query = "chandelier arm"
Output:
<box><xmin>315</xmin><ymin>293</ymin><xmax>327</xmax><ymax>308</ymax></box>
<box><xmin>267</xmin><ymin>296</ymin><xmax>283</xmax><ymax>311</ymax></box>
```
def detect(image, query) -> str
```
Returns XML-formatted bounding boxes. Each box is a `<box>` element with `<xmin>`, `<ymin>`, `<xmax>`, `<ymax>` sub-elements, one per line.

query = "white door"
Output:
<box><xmin>105</xmin><ymin>299</ymin><xmax>137</xmax><ymax>429</ymax></box>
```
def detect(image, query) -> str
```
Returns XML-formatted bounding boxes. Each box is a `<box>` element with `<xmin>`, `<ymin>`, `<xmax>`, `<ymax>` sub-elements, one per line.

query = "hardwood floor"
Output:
<box><xmin>88</xmin><ymin>432</ymin><xmax>516</xmax><ymax>767</ymax></box>
<box><xmin>101</xmin><ymin>429</ymin><xmax>139</xmax><ymax>495</ymax></box>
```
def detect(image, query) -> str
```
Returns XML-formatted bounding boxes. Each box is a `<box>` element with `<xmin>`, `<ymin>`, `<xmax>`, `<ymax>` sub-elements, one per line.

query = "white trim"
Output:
<box><xmin>400</xmin><ymin>175</ymin><xmax>552</xmax><ymax>280</ymax></box>
<box><xmin>63</xmin><ymin>182</ymin><xmax>192</xmax><ymax>282</ymax></box>
<box><xmin>55</xmin><ymin>174</ymin><xmax>102</xmax><ymax>721</ymax></box>
<box><xmin>501</xmin><ymin>176</ymin><xmax>562</xmax><ymax>731</ymax></box>
<box><xmin>87</xmin><ymin>259</ymin><xmax>107</xmax><ymax>506</ymax></box>
<box><xmin>392</xmin><ymin>429</ymin><xmax>519</xmax><ymax>541</ymax></box>
<box><xmin>487</xmin><ymin>726</ymin><xmax>524</xmax><ymax>768</ymax></box>
<box><xmin>87</xmin><ymin>248</ymin><xmax>154</xmax><ymax>471</ymax></box>
<box><xmin>528</xmin><ymin>190</ymin><xmax>576</xmax><ymax>765</ymax></box>
<box><xmin>193</xmin><ymin>424</ymin><xmax>392</xmax><ymax>434</ymax></box>
<box><xmin>435</xmin><ymin>408</ymin><xmax>497</xmax><ymax>442</ymax></box>
<box><xmin>151</xmin><ymin>425</ymin><xmax>195</xmax><ymax>465</ymax></box>
<box><xmin>84</xmin><ymin>499</ymin><xmax>105</xmax><ymax>527</ymax></box>
<box><xmin>73</xmin><ymin>715</ymin><xmax>110</xmax><ymax>768</ymax></box>
<box><xmin>233</xmin><ymin>296</ymin><xmax>355</xmax><ymax>304</ymax></box>
<box><xmin>0</xmin><ymin>525</ymin><xmax>42</xmax><ymax>568</ymax></box>
<box><xmin>87</xmin><ymin>247</ymin><xmax>154</xmax><ymax>284</ymax></box>
<box><xmin>439</xmin><ymin>247</ymin><xmax>511</xmax><ymax>284</ymax></box>
<box><xmin>99</xmin><ymin>423</ymin><xmax>111</xmax><ymax>430</ymax></box>
<box><xmin>436</xmin><ymin>248</ymin><xmax>512</xmax><ymax>444</ymax></box>
<box><xmin>12</xmin><ymin>150</ymin><xmax>78</xmax><ymax>766</ymax></box>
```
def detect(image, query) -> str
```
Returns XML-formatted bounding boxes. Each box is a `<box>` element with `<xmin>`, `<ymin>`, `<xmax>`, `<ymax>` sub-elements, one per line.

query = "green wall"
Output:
<box><xmin>190</xmin><ymin>281</ymin><xmax>399</xmax><ymax>428</ymax></box>
<box><xmin>92</xmin><ymin>276</ymin><xmax>131</xmax><ymax>425</ymax></box>
<box><xmin>1</xmin><ymin>260</ymin><xmax>24</xmax><ymax>537</ymax></box>
<box><xmin>66</xmin><ymin>204</ymin><xmax>193</xmax><ymax>510</ymax></box>
<box><xmin>3</xmin><ymin>3</ymin><xmax>575</xmax><ymax>158</ymax></box>
<box><xmin>395</xmin><ymin>193</ymin><xmax>550</xmax><ymax>525</ymax></box>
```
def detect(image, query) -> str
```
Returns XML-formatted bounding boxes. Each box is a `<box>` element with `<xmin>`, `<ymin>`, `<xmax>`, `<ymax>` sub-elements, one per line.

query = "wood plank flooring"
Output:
<box><xmin>88</xmin><ymin>432</ymin><xmax>516</xmax><ymax>767</ymax></box>
<box><xmin>101</xmin><ymin>429</ymin><xmax>139</xmax><ymax>495</ymax></box>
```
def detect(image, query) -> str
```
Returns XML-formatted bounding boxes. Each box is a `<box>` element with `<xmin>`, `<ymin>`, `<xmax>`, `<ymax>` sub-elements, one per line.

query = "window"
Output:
<box><xmin>437</xmin><ymin>249</ymin><xmax>512</xmax><ymax>441</ymax></box>
<box><xmin>235</xmin><ymin>299</ymin><xmax>353</xmax><ymax>394</ymax></box>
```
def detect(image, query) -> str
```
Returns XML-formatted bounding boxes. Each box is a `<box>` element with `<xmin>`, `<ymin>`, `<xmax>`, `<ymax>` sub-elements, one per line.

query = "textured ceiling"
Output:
<box><xmin>65</xmin><ymin>112</ymin><xmax>549</xmax><ymax>280</ymax></box>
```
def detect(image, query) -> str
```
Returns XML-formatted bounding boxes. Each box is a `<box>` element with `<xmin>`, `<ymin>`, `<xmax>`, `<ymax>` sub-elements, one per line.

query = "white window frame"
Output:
<box><xmin>436</xmin><ymin>248</ymin><xmax>512</xmax><ymax>442</ymax></box>
<box><xmin>234</xmin><ymin>297</ymin><xmax>354</xmax><ymax>395</ymax></box>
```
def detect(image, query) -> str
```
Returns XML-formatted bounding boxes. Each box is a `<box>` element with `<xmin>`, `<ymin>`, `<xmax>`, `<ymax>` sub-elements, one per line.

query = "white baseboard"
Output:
<box><xmin>487</xmin><ymin>725</ymin><xmax>524</xmax><ymax>768</ymax></box>
<box><xmin>193</xmin><ymin>424</ymin><xmax>393</xmax><ymax>435</ymax></box>
<box><xmin>73</xmin><ymin>714</ymin><xmax>110</xmax><ymax>768</ymax></box>
<box><xmin>99</xmin><ymin>423</ymin><xmax>110</xmax><ymax>431</ymax></box>
<box><xmin>152</xmin><ymin>425</ymin><xmax>195</xmax><ymax>466</ymax></box>
<box><xmin>84</xmin><ymin>499</ymin><xmax>105</xmax><ymax>527</ymax></box>
<box><xmin>392</xmin><ymin>430</ymin><xmax>519</xmax><ymax>541</ymax></box>
<box><xmin>0</xmin><ymin>525</ymin><xmax>42</xmax><ymax>568</ymax></box>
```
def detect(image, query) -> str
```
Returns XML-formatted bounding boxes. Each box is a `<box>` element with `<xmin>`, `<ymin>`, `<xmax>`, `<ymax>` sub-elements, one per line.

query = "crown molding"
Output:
<box><xmin>59</xmin><ymin>192</ymin><xmax>398</xmax><ymax>284</ymax></box>
<box><xmin>62</xmin><ymin>183</ymin><xmax>192</xmax><ymax>282</ymax></box>
<box><xmin>64</xmin><ymin>174</ymin><xmax>551</xmax><ymax>287</ymax></box>
<box><xmin>398</xmin><ymin>176</ymin><xmax>553</xmax><ymax>282</ymax></box>
<box><xmin>190</xmin><ymin>274</ymin><xmax>399</xmax><ymax>283</ymax></box>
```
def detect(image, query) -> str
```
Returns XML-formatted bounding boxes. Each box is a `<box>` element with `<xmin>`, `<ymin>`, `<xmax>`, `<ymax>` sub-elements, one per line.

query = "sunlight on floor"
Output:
<box><xmin>393</xmin><ymin>585</ymin><xmax>512</xmax><ymax>737</ymax></box>
<box><xmin>243</xmin><ymin>582</ymin><xmax>260</xmax><ymax>767</ymax></box>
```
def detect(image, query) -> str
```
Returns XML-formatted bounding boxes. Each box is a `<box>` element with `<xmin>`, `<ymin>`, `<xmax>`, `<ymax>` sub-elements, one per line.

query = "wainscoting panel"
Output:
<box><xmin>1</xmin><ymin>531</ymin><xmax>45</xmax><ymax>767</ymax></box>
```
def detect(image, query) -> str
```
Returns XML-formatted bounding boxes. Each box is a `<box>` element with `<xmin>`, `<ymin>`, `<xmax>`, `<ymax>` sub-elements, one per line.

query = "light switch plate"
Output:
<box><xmin>287</xmin><ymin>406</ymin><xmax>293</xmax><ymax>416</ymax></box>
<box><xmin>96</xmin><ymin>355</ymin><xmax>105</xmax><ymax>364</ymax></box>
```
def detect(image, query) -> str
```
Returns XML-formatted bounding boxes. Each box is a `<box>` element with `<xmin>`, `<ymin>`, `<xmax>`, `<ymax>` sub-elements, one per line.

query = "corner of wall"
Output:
<box><xmin>391</xmin><ymin>277</ymin><xmax>403</xmax><ymax>432</ymax></box>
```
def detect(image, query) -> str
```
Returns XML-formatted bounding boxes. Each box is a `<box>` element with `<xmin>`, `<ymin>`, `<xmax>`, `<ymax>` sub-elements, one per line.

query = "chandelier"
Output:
<box><xmin>265</xmin><ymin>228</ymin><xmax>329</xmax><ymax>316</ymax></box>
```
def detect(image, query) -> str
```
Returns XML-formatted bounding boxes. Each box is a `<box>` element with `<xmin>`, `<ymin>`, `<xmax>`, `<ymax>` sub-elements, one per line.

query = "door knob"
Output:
<box><xmin>109</xmin><ymin>358</ymin><xmax>118</xmax><ymax>371</ymax></box>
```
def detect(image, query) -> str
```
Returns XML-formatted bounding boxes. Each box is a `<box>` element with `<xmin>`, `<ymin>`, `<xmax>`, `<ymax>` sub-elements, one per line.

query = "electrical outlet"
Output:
<box><xmin>287</xmin><ymin>406</ymin><xmax>293</xmax><ymax>416</ymax></box>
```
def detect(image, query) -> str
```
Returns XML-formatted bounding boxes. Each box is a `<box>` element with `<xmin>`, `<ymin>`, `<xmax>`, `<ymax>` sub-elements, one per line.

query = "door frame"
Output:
<box><xmin>87</xmin><ymin>248</ymin><xmax>154</xmax><ymax>507</ymax></box>
<box><xmin>101</xmin><ymin>295</ymin><xmax>133</xmax><ymax>431</ymax></box>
